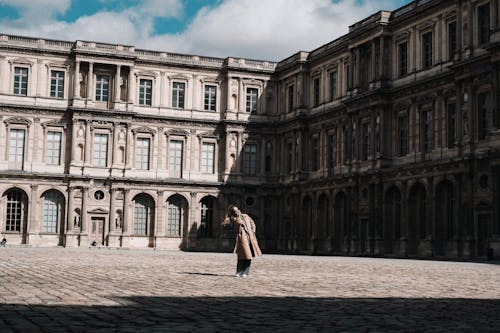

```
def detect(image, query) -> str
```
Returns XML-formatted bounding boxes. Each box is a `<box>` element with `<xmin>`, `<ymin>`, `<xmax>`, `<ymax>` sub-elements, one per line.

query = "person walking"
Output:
<box><xmin>223</xmin><ymin>205</ymin><xmax>262</xmax><ymax>277</ymax></box>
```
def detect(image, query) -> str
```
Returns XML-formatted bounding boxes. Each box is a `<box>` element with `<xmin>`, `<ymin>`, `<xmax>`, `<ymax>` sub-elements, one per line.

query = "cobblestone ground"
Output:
<box><xmin>0</xmin><ymin>248</ymin><xmax>499</xmax><ymax>332</ymax></box>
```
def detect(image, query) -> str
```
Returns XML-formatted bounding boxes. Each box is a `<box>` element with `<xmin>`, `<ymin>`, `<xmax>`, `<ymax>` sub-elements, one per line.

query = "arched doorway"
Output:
<box><xmin>41</xmin><ymin>190</ymin><xmax>66</xmax><ymax>245</ymax></box>
<box><xmin>333</xmin><ymin>191</ymin><xmax>347</xmax><ymax>253</ymax></box>
<box><xmin>3</xmin><ymin>188</ymin><xmax>29</xmax><ymax>244</ymax></box>
<box><xmin>300</xmin><ymin>196</ymin><xmax>312</xmax><ymax>250</ymax></box>
<box><xmin>167</xmin><ymin>194</ymin><xmax>188</xmax><ymax>238</ymax></box>
<box><xmin>408</xmin><ymin>183</ymin><xmax>426</xmax><ymax>255</ymax></box>
<box><xmin>434</xmin><ymin>180</ymin><xmax>455</xmax><ymax>256</ymax></box>
<box><xmin>384</xmin><ymin>186</ymin><xmax>401</xmax><ymax>255</ymax></box>
<box><xmin>199</xmin><ymin>196</ymin><xmax>215</xmax><ymax>238</ymax></box>
<box><xmin>133</xmin><ymin>193</ymin><xmax>155</xmax><ymax>247</ymax></box>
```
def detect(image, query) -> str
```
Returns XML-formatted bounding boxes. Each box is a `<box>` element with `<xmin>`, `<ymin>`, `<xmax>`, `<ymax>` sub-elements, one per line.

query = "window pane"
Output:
<box><xmin>50</xmin><ymin>71</ymin><xmax>65</xmax><ymax>98</ymax></box>
<box><xmin>43</xmin><ymin>191</ymin><xmax>60</xmax><ymax>233</ymax></box>
<box><xmin>9</xmin><ymin>129</ymin><xmax>25</xmax><ymax>165</ymax></box>
<box><xmin>201</xmin><ymin>142</ymin><xmax>215</xmax><ymax>173</ymax></box>
<box><xmin>169</xmin><ymin>140</ymin><xmax>183</xmax><ymax>177</ymax></box>
<box><xmin>243</xmin><ymin>143</ymin><xmax>257</xmax><ymax>175</ymax></box>
<box><xmin>93</xmin><ymin>133</ymin><xmax>108</xmax><ymax>166</ymax></box>
<box><xmin>13</xmin><ymin>67</ymin><xmax>28</xmax><ymax>96</ymax></box>
<box><xmin>246</xmin><ymin>88</ymin><xmax>258</xmax><ymax>113</ymax></box>
<box><xmin>139</xmin><ymin>79</ymin><xmax>152</xmax><ymax>106</ymax></box>
<box><xmin>95</xmin><ymin>75</ymin><xmax>109</xmax><ymax>102</ymax></box>
<box><xmin>204</xmin><ymin>85</ymin><xmax>217</xmax><ymax>111</ymax></box>
<box><xmin>46</xmin><ymin>131</ymin><xmax>62</xmax><ymax>165</ymax></box>
<box><xmin>136</xmin><ymin>137</ymin><xmax>150</xmax><ymax>170</ymax></box>
<box><xmin>172</xmin><ymin>82</ymin><xmax>185</xmax><ymax>108</ymax></box>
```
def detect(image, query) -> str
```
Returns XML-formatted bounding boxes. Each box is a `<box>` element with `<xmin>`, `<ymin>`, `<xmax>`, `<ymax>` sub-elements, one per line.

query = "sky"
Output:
<box><xmin>0</xmin><ymin>0</ymin><xmax>412</xmax><ymax>61</ymax></box>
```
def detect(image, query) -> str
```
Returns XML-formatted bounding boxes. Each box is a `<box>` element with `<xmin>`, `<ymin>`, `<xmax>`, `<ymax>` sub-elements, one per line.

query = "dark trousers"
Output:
<box><xmin>236</xmin><ymin>259</ymin><xmax>251</xmax><ymax>275</ymax></box>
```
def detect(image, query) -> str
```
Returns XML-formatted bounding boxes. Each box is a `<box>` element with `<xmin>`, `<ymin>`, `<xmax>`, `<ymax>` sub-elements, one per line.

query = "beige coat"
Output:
<box><xmin>234</xmin><ymin>214</ymin><xmax>262</xmax><ymax>259</ymax></box>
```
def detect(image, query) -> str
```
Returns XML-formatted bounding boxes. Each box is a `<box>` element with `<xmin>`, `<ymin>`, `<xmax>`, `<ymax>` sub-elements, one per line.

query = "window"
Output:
<box><xmin>167</xmin><ymin>196</ymin><xmax>182</xmax><ymax>236</ymax></box>
<box><xmin>361</xmin><ymin>123</ymin><xmax>369</xmax><ymax>161</ymax></box>
<box><xmin>286</xmin><ymin>142</ymin><xmax>293</xmax><ymax>173</ymax></box>
<box><xmin>13</xmin><ymin>67</ymin><xmax>28</xmax><ymax>96</ymax></box>
<box><xmin>43</xmin><ymin>191</ymin><xmax>62</xmax><ymax>233</ymax></box>
<box><xmin>447</xmin><ymin>103</ymin><xmax>456</xmax><ymax>148</ymax></box>
<box><xmin>329</xmin><ymin>71</ymin><xmax>337</xmax><ymax>101</ymax></box>
<box><xmin>448</xmin><ymin>21</ymin><xmax>457</xmax><ymax>60</ymax></box>
<box><xmin>134</xmin><ymin>195</ymin><xmax>152</xmax><ymax>235</ymax></box>
<box><xmin>204</xmin><ymin>85</ymin><xmax>217</xmax><ymax>111</ymax></box>
<box><xmin>201</xmin><ymin>142</ymin><xmax>215</xmax><ymax>173</ymax></box>
<box><xmin>288</xmin><ymin>85</ymin><xmax>294</xmax><ymax>113</ymax></box>
<box><xmin>246</xmin><ymin>88</ymin><xmax>258</xmax><ymax>113</ymax></box>
<box><xmin>199</xmin><ymin>197</ymin><xmax>213</xmax><ymax>238</ymax></box>
<box><xmin>139</xmin><ymin>79</ymin><xmax>152</xmax><ymax>106</ymax></box>
<box><xmin>478</xmin><ymin>92</ymin><xmax>490</xmax><ymax>140</ymax></box>
<box><xmin>135</xmin><ymin>137</ymin><xmax>150</xmax><ymax>170</ymax></box>
<box><xmin>422</xmin><ymin>32</ymin><xmax>433</xmax><ymax>69</ymax></box>
<box><xmin>46</xmin><ymin>131</ymin><xmax>62</xmax><ymax>165</ymax></box>
<box><xmin>5</xmin><ymin>189</ymin><xmax>24</xmax><ymax>232</ymax></box>
<box><xmin>313</xmin><ymin>77</ymin><xmax>320</xmax><ymax>107</ymax></box>
<box><xmin>478</xmin><ymin>3</ymin><xmax>491</xmax><ymax>45</ymax></box>
<box><xmin>242</xmin><ymin>143</ymin><xmax>257</xmax><ymax>175</ymax></box>
<box><xmin>398</xmin><ymin>42</ymin><xmax>408</xmax><ymax>78</ymax></box>
<box><xmin>311</xmin><ymin>136</ymin><xmax>319</xmax><ymax>170</ymax></box>
<box><xmin>50</xmin><ymin>71</ymin><xmax>65</xmax><ymax>98</ymax></box>
<box><xmin>169</xmin><ymin>140</ymin><xmax>183</xmax><ymax>177</ymax></box>
<box><xmin>9</xmin><ymin>129</ymin><xmax>25</xmax><ymax>168</ymax></box>
<box><xmin>93</xmin><ymin>133</ymin><xmax>108</xmax><ymax>167</ymax></box>
<box><xmin>95</xmin><ymin>75</ymin><xmax>109</xmax><ymax>102</ymax></box>
<box><xmin>172</xmin><ymin>82</ymin><xmax>185</xmax><ymax>108</ymax></box>
<box><xmin>398</xmin><ymin>115</ymin><xmax>408</xmax><ymax>156</ymax></box>
<box><xmin>421</xmin><ymin>110</ymin><xmax>432</xmax><ymax>153</ymax></box>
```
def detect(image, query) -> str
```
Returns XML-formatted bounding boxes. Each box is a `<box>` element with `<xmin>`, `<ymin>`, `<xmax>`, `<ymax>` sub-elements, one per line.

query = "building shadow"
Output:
<box><xmin>1</xmin><ymin>296</ymin><xmax>498</xmax><ymax>332</ymax></box>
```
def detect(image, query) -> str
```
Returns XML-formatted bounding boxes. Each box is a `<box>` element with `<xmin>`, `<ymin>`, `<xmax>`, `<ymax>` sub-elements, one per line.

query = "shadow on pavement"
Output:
<box><xmin>1</xmin><ymin>297</ymin><xmax>499</xmax><ymax>332</ymax></box>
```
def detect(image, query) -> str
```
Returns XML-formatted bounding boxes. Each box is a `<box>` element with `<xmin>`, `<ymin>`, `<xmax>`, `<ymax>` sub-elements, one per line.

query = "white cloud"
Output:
<box><xmin>0</xmin><ymin>0</ymin><xmax>406</xmax><ymax>61</ymax></box>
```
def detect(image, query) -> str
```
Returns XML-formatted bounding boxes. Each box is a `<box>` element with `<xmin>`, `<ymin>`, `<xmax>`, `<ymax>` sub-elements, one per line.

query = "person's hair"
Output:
<box><xmin>222</xmin><ymin>204</ymin><xmax>238</xmax><ymax>225</ymax></box>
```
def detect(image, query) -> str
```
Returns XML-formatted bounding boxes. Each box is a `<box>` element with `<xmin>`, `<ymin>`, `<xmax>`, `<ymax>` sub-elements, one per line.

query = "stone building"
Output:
<box><xmin>0</xmin><ymin>0</ymin><xmax>499</xmax><ymax>258</ymax></box>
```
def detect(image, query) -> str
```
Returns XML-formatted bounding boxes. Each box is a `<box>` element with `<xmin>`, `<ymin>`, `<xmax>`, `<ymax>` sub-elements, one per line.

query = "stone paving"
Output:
<box><xmin>0</xmin><ymin>247</ymin><xmax>499</xmax><ymax>332</ymax></box>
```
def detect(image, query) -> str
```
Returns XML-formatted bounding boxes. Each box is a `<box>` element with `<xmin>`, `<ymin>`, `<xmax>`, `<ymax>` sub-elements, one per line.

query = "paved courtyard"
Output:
<box><xmin>0</xmin><ymin>248</ymin><xmax>499</xmax><ymax>332</ymax></box>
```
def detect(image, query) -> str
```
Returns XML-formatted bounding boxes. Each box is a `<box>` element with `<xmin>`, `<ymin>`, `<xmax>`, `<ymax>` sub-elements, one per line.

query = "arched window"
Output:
<box><xmin>133</xmin><ymin>194</ymin><xmax>154</xmax><ymax>235</ymax></box>
<box><xmin>199</xmin><ymin>197</ymin><xmax>214</xmax><ymax>238</ymax></box>
<box><xmin>42</xmin><ymin>190</ymin><xmax>64</xmax><ymax>233</ymax></box>
<box><xmin>4</xmin><ymin>189</ymin><xmax>28</xmax><ymax>233</ymax></box>
<box><xmin>167</xmin><ymin>195</ymin><xmax>187</xmax><ymax>237</ymax></box>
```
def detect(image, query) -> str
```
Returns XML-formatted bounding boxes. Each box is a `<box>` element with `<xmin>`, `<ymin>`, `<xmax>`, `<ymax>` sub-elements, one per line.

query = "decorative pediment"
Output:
<box><xmin>41</xmin><ymin>119</ymin><xmax>67</xmax><ymax>128</ymax></box>
<box><xmin>417</xmin><ymin>94</ymin><xmax>436</xmax><ymax>107</ymax></box>
<box><xmin>416</xmin><ymin>19</ymin><xmax>437</xmax><ymax>31</ymax></box>
<box><xmin>135</xmin><ymin>70</ymin><xmax>158</xmax><ymax>78</ymax></box>
<box><xmin>132</xmin><ymin>126</ymin><xmax>156</xmax><ymax>135</ymax></box>
<box><xmin>4</xmin><ymin>117</ymin><xmax>32</xmax><ymax>126</ymax></box>
<box><xmin>45</xmin><ymin>62</ymin><xmax>70</xmax><ymax>70</ymax></box>
<box><xmin>165</xmin><ymin>128</ymin><xmax>190</xmax><ymax>137</ymax></box>
<box><xmin>169</xmin><ymin>74</ymin><xmax>191</xmax><ymax>80</ymax></box>
<box><xmin>88</xmin><ymin>208</ymin><xmax>109</xmax><ymax>214</ymax></box>
<box><xmin>197</xmin><ymin>131</ymin><xmax>219</xmax><ymax>139</ymax></box>
<box><xmin>394</xmin><ymin>31</ymin><xmax>410</xmax><ymax>41</ymax></box>
<box><xmin>8</xmin><ymin>57</ymin><xmax>34</xmax><ymax>66</ymax></box>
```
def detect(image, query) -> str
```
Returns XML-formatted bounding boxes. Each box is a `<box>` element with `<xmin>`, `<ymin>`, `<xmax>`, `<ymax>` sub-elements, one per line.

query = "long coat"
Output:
<box><xmin>234</xmin><ymin>214</ymin><xmax>262</xmax><ymax>259</ymax></box>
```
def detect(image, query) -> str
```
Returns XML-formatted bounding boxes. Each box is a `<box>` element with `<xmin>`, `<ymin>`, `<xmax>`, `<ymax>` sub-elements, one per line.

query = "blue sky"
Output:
<box><xmin>0</xmin><ymin>0</ymin><xmax>412</xmax><ymax>61</ymax></box>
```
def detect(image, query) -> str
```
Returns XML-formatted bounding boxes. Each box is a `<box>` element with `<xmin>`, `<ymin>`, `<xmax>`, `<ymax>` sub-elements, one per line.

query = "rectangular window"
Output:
<box><xmin>421</xmin><ymin>111</ymin><xmax>432</xmax><ymax>153</ymax></box>
<box><xmin>204</xmin><ymin>85</ymin><xmax>217</xmax><ymax>111</ymax></box>
<box><xmin>286</xmin><ymin>142</ymin><xmax>293</xmax><ymax>173</ymax></box>
<box><xmin>422</xmin><ymin>32</ymin><xmax>433</xmax><ymax>69</ymax></box>
<box><xmin>313</xmin><ymin>77</ymin><xmax>320</xmax><ymax>107</ymax></box>
<box><xmin>398</xmin><ymin>115</ymin><xmax>408</xmax><ymax>156</ymax></box>
<box><xmin>9</xmin><ymin>129</ymin><xmax>25</xmax><ymax>168</ymax></box>
<box><xmin>201</xmin><ymin>142</ymin><xmax>215</xmax><ymax>173</ymax></box>
<box><xmin>95</xmin><ymin>75</ymin><xmax>109</xmax><ymax>102</ymax></box>
<box><xmin>448</xmin><ymin>21</ymin><xmax>457</xmax><ymax>60</ymax></box>
<box><xmin>361</xmin><ymin>123</ymin><xmax>369</xmax><ymax>161</ymax></box>
<box><xmin>169</xmin><ymin>140</ymin><xmax>183</xmax><ymax>177</ymax></box>
<box><xmin>13</xmin><ymin>67</ymin><xmax>28</xmax><ymax>96</ymax></box>
<box><xmin>135</xmin><ymin>137</ymin><xmax>150</xmax><ymax>170</ymax></box>
<box><xmin>243</xmin><ymin>143</ymin><xmax>257</xmax><ymax>175</ymax></box>
<box><xmin>478</xmin><ymin>3</ymin><xmax>491</xmax><ymax>45</ymax></box>
<box><xmin>93</xmin><ymin>133</ymin><xmax>108</xmax><ymax>167</ymax></box>
<box><xmin>43</xmin><ymin>194</ymin><xmax>59</xmax><ymax>233</ymax></box>
<box><xmin>478</xmin><ymin>92</ymin><xmax>490</xmax><ymax>140</ymax></box>
<box><xmin>46</xmin><ymin>131</ymin><xmax>62</xmax><ymax>165</ymax></box>
<box><xmin>167</xmin><ymin>204</ymin><xmax>181</xmax><ymax>236</ymax></box>
<box><xmin>311</xmin><ymin>136</ymin><xmax>319</xmax><ymax>170</ymax></box>
<box><xmin>172</xmin><ymin>82</ymin><xmax>185</xmax><ymax>108</ymax></box>
<box><xmin>50</xmin><ymin>71</ymin><xmax>65</xmax><ymax>98</ymax></box>
<box><xmin>6</xmin><ymin>191</ymin><xmax>23</xmax><ymax>232</ymax></box>
<box><xmin>398</xmin><ymin>42</ymin><xmax>408</xmax><ymax>78</ymax></box>
<box><xmin>447</xmin><ymin>103</ymin><xmax>456</xmax><ymax>148</ymax></box>
<box><xmin>327</xmin><ymin>135</ymin><xmax>335</xmax><ymax>176</ymax></box>
<box><xmin>246</xmin><ymin>88</ymin><xmax>258</xmax><ymax>113</ymax></box>
<box><xmin>139</xmin><ymin>79</ymin><xmax>152</xmax><ymax>106</ymax></box>
<box><xmin>134</xmin><ymin>204</ymin><xmax>148</xmax><ymax>235</ymax></box>
<box><xmin>288</xmin><ymin>85</ymin><xmax>294</xmax><ymax>113</ymax></box>
<box><xmin>329</xmin><ymin>71</ymin><xmax>337</xmax><ymax>101</ymax></box>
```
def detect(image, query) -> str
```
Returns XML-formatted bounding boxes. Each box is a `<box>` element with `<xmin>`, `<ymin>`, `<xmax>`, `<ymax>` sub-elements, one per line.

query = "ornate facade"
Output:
<box><xmin>1</xmin><ymin>0</ymin><xmax>500</xmax><ymax>258</ymax></box>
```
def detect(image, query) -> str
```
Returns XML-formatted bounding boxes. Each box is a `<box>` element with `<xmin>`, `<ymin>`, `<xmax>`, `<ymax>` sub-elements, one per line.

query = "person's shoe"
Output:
<box><xmin>241</xmin><ymin>274</ymin><xmax>248</xmax><ymax>277</ymax></box>
<box><xmin>235</xmin><ymin>273</ymin><xmax>241</xmax><ymax>277</ymax></box>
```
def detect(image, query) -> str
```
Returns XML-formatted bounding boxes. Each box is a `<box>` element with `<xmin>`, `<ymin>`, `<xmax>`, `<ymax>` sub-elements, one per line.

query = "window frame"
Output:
<box><xmin>398</xmin><ymin>41</ymin><xmax>408</xmax><ymax>78</ymax></box>
<box><xmin>8</xmin><ymin>127</ymin><xmax>26</xmax><ymax>170</ymax></box>
<box><xmin>45</xmin><ymin>130</ymin><xmax>63</xmax><ymax>165</ymax></box>
<box><xmin>287</xmin><ymin>84</ymin><xmax>294</xmax><ymax>113</ymax></box>
<box><xmin>246</xmin><ymin>87</ymin><xmax>259</xmax><ymax>113</ymax></box>
<box><xmin>200</xmin><ymin>141</ymin><xmax>216</xmax><ymax>174</ymax></box>
<box><xmin>168</xmin><ymin>138</ymin><xmax>184</xmax><ymax>178</ymax></box>
<box><xmin>328</xmin><ymin>70</ymin><xmax>337</xmax><ymax>101</ymax></box>
<box><xmin>447</xmin><ymin>20</ymin><xmax>457</xmax><ymax>61</ymax></box>
<box><xmin>172</xmin><ymin>81</ymin><xmax>186</xmax><ymax>109</ymax></box>
<box><xmin>95</xmin><ymin>74</ymin><xmax>110</xmax><ymax>102</ymax></box>
<box><xmin>93</xmin><ymin>132</ymin><xmax>110</xmax><ymax>167</ymax></box>
<box><xmin>397</xmin><ymin>113</ymin><xmax>408</xmax><ymax>157</ymax></box>
<box><xmin>203</xmin><ymin>84</ymin><xmax>217</xmax><ymax>112</ymax></box>
<box><xmin>242</xmin><ymin>142</ymin><xmax>258</xmax><ymax>175</ymax></box>
<box><xmin>13</xmin><ymin>66</ymin><xmax>29</xmax><ymax>96</ymax></box>
<box><xmin>477</xmin><ymin>2</ymin><xmax>491</xmax><ymax>46</ymax></box>
<box><xmin>49</xmin><ymin>70</ymin><xmax>65</xmax><ymax>99</ymax></box>
<box><xmin>312</xmin><ymin>76</ymin><xmax>320</xmax><ymax>107</ymax></box>
<box><xmin>422</xmin><ymin>31</ymin><xmax>433</xmax><ymax>70</ymax></box>
<box><xmin>138</xmin><ymin>78</ymin><xmax>153</xmax><ymax>106</ymax></box>
<box><xmin>135</xmin><ymin>136</ymin><xmax>151</xmax><ymax>170</ymax></box>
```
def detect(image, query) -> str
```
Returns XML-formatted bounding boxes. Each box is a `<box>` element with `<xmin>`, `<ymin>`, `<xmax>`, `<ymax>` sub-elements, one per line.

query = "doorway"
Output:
<box><xmin>90</xmin><ymin>217</ymin><xmax>105</xmax><ymax>246</ymax></box>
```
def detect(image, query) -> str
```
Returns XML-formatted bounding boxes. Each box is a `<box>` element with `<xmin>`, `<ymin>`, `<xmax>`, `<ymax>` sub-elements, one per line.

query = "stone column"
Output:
<box><xmin>28</xmin><ymin>184</ymin><xmax>39</xmax><ymax>234</ymax></box>
<box><xmin>114</xmin><ymin>65</ymin><xmax>121</xmax><ymax>102</ymax></box>
<box><xmin>84</xmin><ymin>120</ymin><xmax>92</xmax><ymax>166</ymax></box>
<box><xmin>123</xmin><ymin>189</ymin><xmax>131</xmax><ymax>234</ymax></box>
<box><xmin>109</xmin><ymin>188</ymin><xmax>116</xmax><ymax>233</ymax></box>
<box><xmin>112</xmin><ymin>122</ymin><xmax>119</xmax><ymax>167</ymax></box>
<box><xmin>160</xmin><ymin>71</ymin><xmax>166</xmax><ymax>107</ymax></box>
<box><xmin>379</xmin><ymin>36</ymin><xmax>385</xmax><ymax>80</ymax></box>
<box><xmin>371</xmin><ymin>40</ymin><xmax>377</xmax><ymax>81</ymax></box>
<box><xmin>36</xmin><ymin>59</ymin><xmax>44</xmax><ymax>97</ymax></box>
<box><xmin>125</xmin><ymin>124</ymin><xmax>133</xmax><ymax>169</ymax></box>
<box><xmin>156</xmin><ymin>190</ymin><xmax>165</xmax><ymax>236</ymax></box>
<box><xmin>354</xmin><ymin>48</ymin><xmax>360</xmax><ymax>88</ymax></box>
<box><xmin>81</xmin><ymin>187</ymin><xmax>89</xmax><ymax>232</ymax></box>
<box><xmin>87</xmin><ymin>62</ymin><xmax>94</xmax><ymax>100</ymax></box>
<box><xmin>128</xmin><ymin>66</ymin><xmax>135</xmax><ymax>103</ymax></box>
<box><xmin>67</xmin><ymin>187</ymin><xmax>74</xmax><ymax>232</ymax></box>
<box><xmin>348</xmin><ymin>49</ymin><xmax>354</xmax><ymax>90</ymax></box>
<box><xmin>74</xmin><ymin>61</ymin><xmax>80</xmax><ymax>98</ymax></box>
